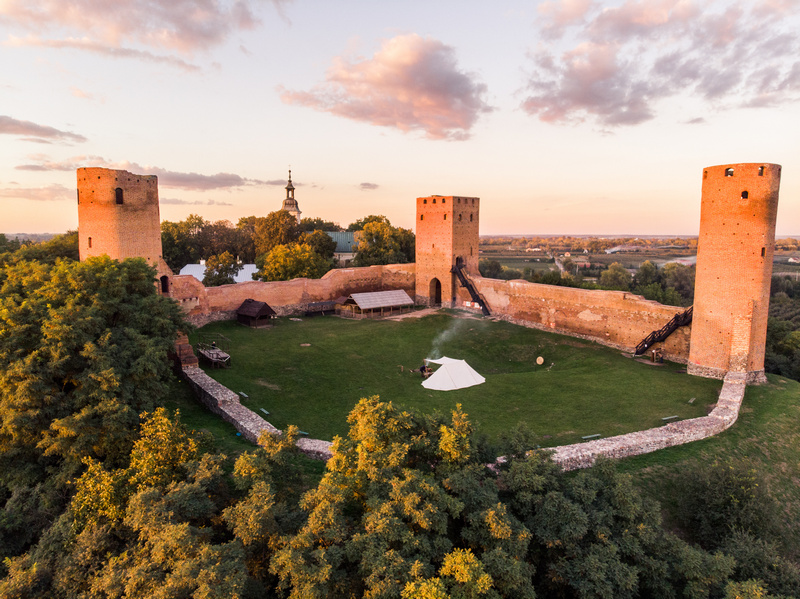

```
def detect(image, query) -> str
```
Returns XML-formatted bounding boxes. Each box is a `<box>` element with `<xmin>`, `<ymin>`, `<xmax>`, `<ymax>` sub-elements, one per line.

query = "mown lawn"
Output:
<box><xmin>188</xmin><ymin>311</ymin><xmax>721</xmax><ymax>446</ymax></box>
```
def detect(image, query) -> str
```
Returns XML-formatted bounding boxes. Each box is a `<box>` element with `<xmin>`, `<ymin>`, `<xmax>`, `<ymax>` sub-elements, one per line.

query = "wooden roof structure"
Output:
<box><xmin>345</xmin><ymin>290</ymin><xmax>414</xmax><ymax>310</ymax></box>
<box><xmin>236</xmin><ymin>299</ymin><xmax>276</xmax><ymax>327</ymax></box>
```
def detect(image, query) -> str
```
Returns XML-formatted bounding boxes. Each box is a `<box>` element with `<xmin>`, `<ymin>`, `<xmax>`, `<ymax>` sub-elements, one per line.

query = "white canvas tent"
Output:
<box><xmin>422</xmin><ymin>357</ymin><xmax>485</xmax><ymax>391</ymax></box>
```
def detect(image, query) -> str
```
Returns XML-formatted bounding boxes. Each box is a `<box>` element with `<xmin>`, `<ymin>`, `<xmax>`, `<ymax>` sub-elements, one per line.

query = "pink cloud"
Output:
<box><xmin>280</xmin><ymin>34</ymin><xmax>492</xmax><ymax>141</ymax></box>
<box><xmin>538</xmin><ymin>0</ymin><xmax>596</xmax><ymax>37</ymax></box>
<box><xmin>0</xmin><ymin>184</ymin><xmax>73</xmax><ymax>202</ymax></box>
<box><xmin>0</xmin><ymin>115</ymin><xmax>87</xmax><ymax>143</ymax></box>
<box><xmin>523</xmin><ymin>0</ymin><xmax>800</xmax><ymax>127</ymax></box>
<box><xmin>5</xmin><ymin>35</ymin><xmax>201</xmax><ymax>70</ymax></box>
<box><xmin>0</xmin><ymin>0</ymin><xmax>288</xmax><ymax>53</ymax></box>
<box><xmin>15</xmin><ymin>155</ymin><xmax>263</xmax><ymax>191</ymax></box>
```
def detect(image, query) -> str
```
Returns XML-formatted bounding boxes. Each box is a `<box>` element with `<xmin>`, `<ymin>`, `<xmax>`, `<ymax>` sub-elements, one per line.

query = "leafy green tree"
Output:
<box><xmin>0</xmin><ymin>234</ymin><xmax>21</xmax><ymax>254</ymax></box>
<box><xmin>254</xmin><ymin>243</ymin><xmax>332</xmax><ymax>281</ymax></box>
<box><xmin>635</xmin><ymin>260</ymin><xmax>658</xmax><ymax>287</ymax></box>
<box><xmin>0</xmin><ymin>256</ymin><xmax>187</xmax><ymax>490</ymax></box>
<box><xmin>347</xmin><ymin>214</ymin><xmax>390</xmax><ymax>232</ymax></box>
<box><xmin>661</xmin><ymin>263</ymin><xmax>695</xmax><ymax>303</ymax></box>
<box><xmin>299</xmin><ymin>230</ymin><xmax>337</xmax><ymax>261</ymax></box>
<box><xmin>203</xmin><ymin>251</ymin><xmax>243</xmax><ymax>286</ymax></box>
<box><xmin>254</xmin><ymin>210</ymin><xmax>300</xmax><ymax>258</ymax></box>
<box><xmin>299</xmin><ymin>217</ymin><xmax>342</xmax><ymax>233</ymax></box>
<box><xmin>161</xmin><ymin>214</ymin><xmax>208</xmax><ymax>271</ymax></box>
<box><xmin>598</xmin><ymin>262</ymin><xmax>632</xmax><ymax>291</ymax></box>
<box><xmin>352</xmin><ymin>221</ymin><xmax>415</xmax><ymax>266</ymax></box>
<box><xmin>479</xmin><ymin>259</ymin><xmax>503</xmax><ymax>279</ymax></box>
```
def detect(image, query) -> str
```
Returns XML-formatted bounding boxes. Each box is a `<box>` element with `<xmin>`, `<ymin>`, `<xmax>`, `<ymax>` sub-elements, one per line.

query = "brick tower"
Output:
<box><xmin>688</xmin><ymin>163</ymin><xmax>781</xmax><ymax>383</ymax></box>
<box><xmin>415</xmin><ymin>195</ymin><xmax>480</xmax><ymax>306</ymax></box>
<box><xmin>77</xmin><ymin>167</ymin><xmax>172</xmax><ymax>290</ymax></box>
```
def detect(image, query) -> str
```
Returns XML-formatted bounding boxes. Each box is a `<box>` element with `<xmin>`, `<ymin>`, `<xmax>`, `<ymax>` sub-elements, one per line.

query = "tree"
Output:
<box><xmin>635</xmin><ymin>260</ymin><xmax>658</xmax><ymax>287</ymax></box>
<box><xmin>352</xmin><ymin>221</ymin><xmax>415</xmax><ymax>266</ymax></box>
<box><xmin>0</xmin><ymin>256</ymin><xmax>187</xmax><ymax>489</ymax></box>
<box><xmin>253</xmin><ymin>243</ymin><xmax>332</xmax><ymax>281</ymax></box>
<box><xmin>299</xmin><ymin>230</ymin><xmax>337</xmax><ymax>261</ymax></box>
<box><xmin>254</xmin><ymin>211</ymin><xmax>300</xmax><ymax>259</ymax></box>
<box><xmin>599</xmin><ymin>262</ymin><xmax>632</xmax><ymax>290</ymax></box>
<box><xmin>479</xmin><ymin>259</ymin><xmax>503</xmax><ymax>279</ymax></box>
<box><xmin>0</xmin><ymin>234</ymin><xmax>21</xmax><ymax>254</ymax></box>
<box><xmin>203</xmin><ymin>251</ymin><xmax>243</xmax><ymax>286</ymax></box>
<box><xmin>161</xmin><ymin>214</ymin><xmax>208</xmax><ymax>271</ymax></box>
<box><xmin>347</xmin><ymin>214</ymin><xmax>390</xmax><ymax>232</ymax></box>
<box><xmin>661</xmin><ymin>263</ymin><xmax>695</xmax><ymax>304</ymax></box>
<box><xmin>299</xmin><ymin>217</ymin><xmax>342</xmax><ymax>233</ymax></box>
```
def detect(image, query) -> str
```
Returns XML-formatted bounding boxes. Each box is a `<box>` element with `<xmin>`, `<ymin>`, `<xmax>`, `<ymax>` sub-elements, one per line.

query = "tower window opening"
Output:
<box><xmin>115</xmin><ymin>188</ymin><xmax>124</xmax><ymax>204</ymax></box>
<box><xmin>88</xmin><ymin>237</ymin><xmax>92</xmax><ymax>249</ymax></box>
<box><xmin>423</xmin><ymin>199</ymin><xmax>427</xmax><ymax>204</ymax></box>
<box><xmin>433</xmin><ymin>198</ymin><xmax>436</xmax><ymax>204</ymax></box>
<box><xmin>741</xmin><ymin>190</ymin><xmax>749</xmax><ymax>199</ymax></box>
<box><xmin>470</xmin><ymin>214</ymin><xmax>473</xmax><ymax>222</ymax></box>
<box><xmin>704</xmin><ymin>170</ymin><xmax>708</xmax><ymax>179</ymax></box>
<box><xmin>442</xmin><ymin>198</ymin><xmax>446</xmax><ymax>203</ymax></box>
<box><xmin>725</xmin><ymin>168</ymin><xmax>734</xmax><ymax>177</ymax></box>
<box><xmin>761</xmin><ymin>247</ymin><xmax>766</xmax><ymax>257</ymax></box>
<box><xmin>444</xmin><ymin>214</ymin><xmax>447</xmax><ymax>220</ymax></box>
<box><xmin>758</xmin><ymin>166</ymin><xmax>765</xmax><ymax>176</ymax></box>
<box><xmin>420</xmin><ymin>214</ymin><xmax>424</xmax><ymax>221</ymax></box>
<box><xmin>458</xmin><ymin>214</ymin><xmax>462</xmax><ymax>221</ymax></box>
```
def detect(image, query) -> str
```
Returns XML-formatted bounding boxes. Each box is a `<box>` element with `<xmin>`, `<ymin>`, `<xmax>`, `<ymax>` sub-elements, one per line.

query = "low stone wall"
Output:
<box><xmin>549</xmin><ymin>371</ymin><xmax>747</xmax><ymax>470</ymax></box>
<box><xmin>181</xmin><ymin>362</ymin><xmax>747</xmax><ymax>471</ymax></box>
<box><xmin>181</xmin><ymin>365</ymin><xmax>334</xmax><ymax>461</ymax></box>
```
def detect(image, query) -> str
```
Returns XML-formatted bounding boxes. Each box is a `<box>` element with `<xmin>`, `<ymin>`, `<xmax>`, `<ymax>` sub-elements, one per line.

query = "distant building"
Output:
<box><xmin>326</xmin><ymin>230</ymin><xmax>362</xmax><ymax>265</ymax></box>
<box><xmin>281</xmin><ymin>170</ymin><xmax>302</xmax><ymax>223</ymax></box>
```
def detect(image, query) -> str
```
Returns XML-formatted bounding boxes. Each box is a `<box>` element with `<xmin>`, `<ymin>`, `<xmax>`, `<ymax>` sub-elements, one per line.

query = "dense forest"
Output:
<box><xmin>0</xmin><ymin>236</ymin><xmax>799</xmax><ymax>598</ymax></box>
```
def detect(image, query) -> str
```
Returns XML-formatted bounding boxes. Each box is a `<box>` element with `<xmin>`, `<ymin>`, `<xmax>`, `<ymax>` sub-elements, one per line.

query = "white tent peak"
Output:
<box><xmin>422</xmin><ymin>357</ymin><xmax>485</xmax><ymax>391</ymax></box>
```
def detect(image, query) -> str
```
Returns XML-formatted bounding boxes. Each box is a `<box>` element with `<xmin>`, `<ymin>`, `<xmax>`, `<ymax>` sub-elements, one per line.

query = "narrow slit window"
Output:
<box><xmin>420</xmin><ymin>214</ymin><xmax>424</xmax><ymax>221</ymax></box>
<box><xmin>470</xmin><ymin>214</ymin><xmax>473</xmax><ymax>222</ymax></box>
<box><xmin>444</xmin><ymin>214</ymin><xmax>447</xmax><ymax>220</ymax></box>
<box><xmin>761</xmin><ymin>247</ymin><xmax>766</xmax><ymax>257</ymax></box>
<box><xmin>433</xmin><ymin>198</ymin><xmax>436</xmax><ymax>204</ymax></box>
<box><xmin>758</xmin><ymin>166</ymin><xmax>765</xmax><ymax>176</ymax></box>
<box><xmin>88</xmin><ymin>237</ymin><xmax>92</xmax><ymax>249</ymax></box>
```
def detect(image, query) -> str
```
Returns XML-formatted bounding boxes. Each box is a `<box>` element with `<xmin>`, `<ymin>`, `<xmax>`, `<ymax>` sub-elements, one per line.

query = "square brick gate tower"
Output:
<box><xmin>415</xmin><ymin>195</ymin><xmax>480</xmax><ymax>307</ymax></box>
<box><xmin>688</xmin><ymin>163</ymin><xmax>781</xmax><ymax>383</ymax></box>
<box><xmin>77</xmin><ymin>167</ymin><xmax>173</xmax><ymax>292</ymax></box>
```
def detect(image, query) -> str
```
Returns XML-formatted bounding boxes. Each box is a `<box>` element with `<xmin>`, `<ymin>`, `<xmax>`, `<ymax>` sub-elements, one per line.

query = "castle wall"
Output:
<box><xmin>471</xmin><ymin>276</ymin><xmax>692</xmax><ymax>359</ymax></box>
<box><xmin>688</xmin><ymin>163</ymin><xmax>781</xmax><ymax>381</ymax></box>
<box><xmin>415</xmin><ymin>196</ymin><xmax>480</xmax><ymax>306</ymax></box>
<box><xmin>171</xmin><ymin>263</ymin><xmax>417</xmax><ymax>325</ymax></box>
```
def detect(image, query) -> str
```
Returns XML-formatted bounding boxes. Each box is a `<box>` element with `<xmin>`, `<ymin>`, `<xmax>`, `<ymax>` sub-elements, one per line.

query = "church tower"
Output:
<box><xmin>281</xmin><ymin>170</ymin><xmax>302</xmax><ymax>223</ymax></box>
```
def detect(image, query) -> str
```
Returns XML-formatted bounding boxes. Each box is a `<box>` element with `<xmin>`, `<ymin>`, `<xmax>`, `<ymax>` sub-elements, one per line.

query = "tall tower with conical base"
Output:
<box><xmin>688</xmin><ymin>163</ymin><xmax>781</xmax><ymax>383</ymax></box>
<box><xmin>281</xmin><ymin>170</ymin><xmax>302</xmax><ymax>223</ymax></box>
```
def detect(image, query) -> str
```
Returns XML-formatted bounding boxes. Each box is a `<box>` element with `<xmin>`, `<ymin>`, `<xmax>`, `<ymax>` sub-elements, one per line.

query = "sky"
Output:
<box><xmin>1</xmin><ymin>0</ymin><xmax>799</xmax><ymax>236</ymax></box>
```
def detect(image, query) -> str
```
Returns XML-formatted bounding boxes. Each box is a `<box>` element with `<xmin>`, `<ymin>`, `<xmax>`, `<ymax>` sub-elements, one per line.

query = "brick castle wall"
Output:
<box><xmin>472</xmin><ymin>276</ymin><xmax>692</xmax><ymax>359</ymax></box>
<box><xmin>688</xmin><ymin>163</ymin><xmax>781</xmax><ymax>381</ymax></box>
<box><xmin>415</xmin><ymin>196</ymin><xmax>480</xmax><ymax>306</ymax></box>
<box><xmin>170</xmin><ymin>263</ymin><xmax>417</xmax><ymax>325</ymax></box>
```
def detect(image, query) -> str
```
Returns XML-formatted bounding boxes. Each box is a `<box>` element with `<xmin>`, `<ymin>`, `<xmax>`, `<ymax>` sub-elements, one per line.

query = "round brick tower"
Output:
<box><xmin>77</xmin><ymin>167</ymin><xmax>172</xmax><ymax>287</ymax></box>
<box><xmin>688</xmin><ymin>163</ymin><xmax>781</xmax><ymax>383</ymax></box>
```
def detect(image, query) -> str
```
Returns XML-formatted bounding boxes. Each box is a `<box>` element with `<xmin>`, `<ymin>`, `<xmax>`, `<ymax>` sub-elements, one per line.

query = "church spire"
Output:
<box><xmin>281</xmin><ymin>169</ymin><xmax>301</xmax><ymax>223</ymax></box>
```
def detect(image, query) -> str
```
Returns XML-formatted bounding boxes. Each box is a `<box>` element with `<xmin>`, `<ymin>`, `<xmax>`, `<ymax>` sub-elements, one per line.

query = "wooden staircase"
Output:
<box><xmin>451</xmin><ymin>263</ymin><xmax>491</xmax><ymax>316</ymax></box>
<box><xmin>634</xmin><ymin>306</ymin><xmax>693</xmax><ymax>356</ymax></box>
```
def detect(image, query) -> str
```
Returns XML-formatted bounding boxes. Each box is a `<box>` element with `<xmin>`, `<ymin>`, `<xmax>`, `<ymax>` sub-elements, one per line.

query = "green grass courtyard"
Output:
<box><xmin>189</xmin><ymin>311</ymin><xmax>722</xmax><ymax>447</ymax></box>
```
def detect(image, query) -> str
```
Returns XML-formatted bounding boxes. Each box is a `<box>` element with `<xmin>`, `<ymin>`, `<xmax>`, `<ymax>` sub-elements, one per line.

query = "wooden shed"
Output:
<box><xmin>237</xmin><ymin>299</ymin><xmax>276</xmax><ymax>327</ymax></box>
<box><xmin>337</xmin><ymin>290</ymin><xmax>415</xmax><ymax>319</ymax></box>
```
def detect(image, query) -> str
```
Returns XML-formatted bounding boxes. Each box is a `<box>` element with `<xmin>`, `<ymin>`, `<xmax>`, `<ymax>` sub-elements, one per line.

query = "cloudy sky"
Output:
<box><xmin>2</xmin><ymin>0</ymin><xmax>799</xmax><ymax>235</ymax></box>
